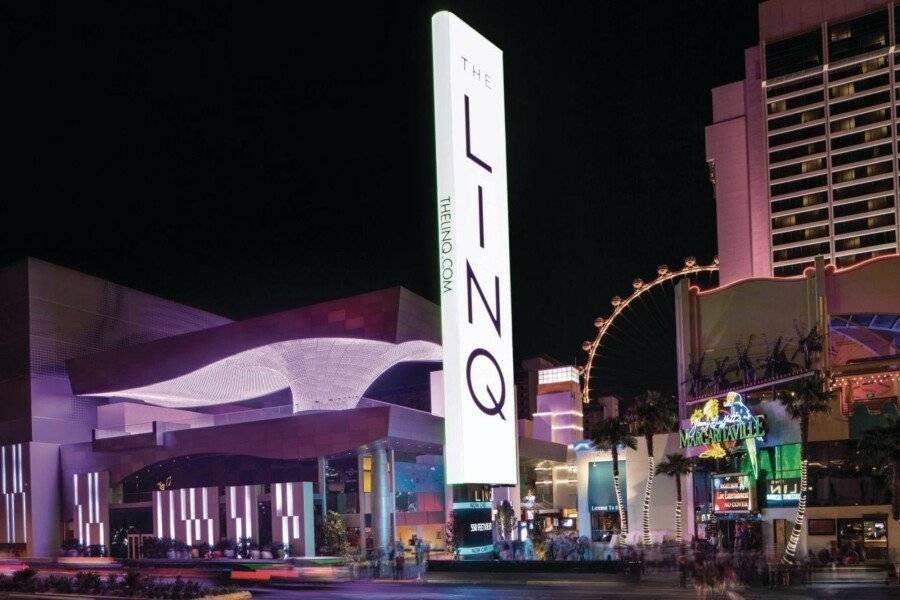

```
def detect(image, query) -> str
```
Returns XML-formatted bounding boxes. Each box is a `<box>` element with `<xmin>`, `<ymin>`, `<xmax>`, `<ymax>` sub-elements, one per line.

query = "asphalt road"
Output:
<box><xmin>249</xmin><ymin>580</ymin><xmax>899</xmax><ymax>599</ymax></box>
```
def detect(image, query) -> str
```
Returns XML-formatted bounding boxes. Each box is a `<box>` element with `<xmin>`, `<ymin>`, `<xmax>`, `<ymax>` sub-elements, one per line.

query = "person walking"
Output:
<box><xmin>394</xmin><ymin>544</ymin><xmax>406</xmax><ymax>580</ymax></box>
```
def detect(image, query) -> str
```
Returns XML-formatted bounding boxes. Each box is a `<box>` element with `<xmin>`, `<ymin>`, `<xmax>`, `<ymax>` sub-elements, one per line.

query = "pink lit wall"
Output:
<box><xmin>705</xmin><ymin>48</ymin><xmax>770</xmax><ymax>285</ymax></box>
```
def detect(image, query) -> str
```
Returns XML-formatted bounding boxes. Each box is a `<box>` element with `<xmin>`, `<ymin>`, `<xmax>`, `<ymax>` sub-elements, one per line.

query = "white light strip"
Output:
<box><xmin>532</xmin><ymin>411</ymin><xmax>584</xmax><ymax>417</ymax></box>
<box><xmin>286</xmin><ymin>483</ymin><xmax>294</xmax><ymax>517</ymax></box>
<box><xmin>275</xmin><ymin>483</ymin><xmax>282</xmax><ymax>514</ymax></box>
<box><xmin>244</xmin><ymin>486</ymin><xmax>252</xmax><ymax>538</ymax></box>
<box><xmin>168</xmin><ymin>490</ymin><xmax>175</xmax><ymax>539</ymax></box>
<box><xmin>16</xmin><ymin>445</ymin><xmax>22</xmax><ymax>494</ymax></box>
<box><xmin>552</xmin><ymin>425</ymin><xmax>584</xmax><ymax>431</ymax></box>
<box><xmin>155</xmin><ymin>491</ymin><xmax>162</xmax><ymax>536</ymax></box>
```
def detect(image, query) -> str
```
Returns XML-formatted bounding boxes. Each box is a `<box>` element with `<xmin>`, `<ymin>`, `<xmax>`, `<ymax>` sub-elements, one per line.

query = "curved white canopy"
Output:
<box><xmin>86</xmin><ymin>337</ymin><xmax>442</xmax><ymax>411</ymax></box>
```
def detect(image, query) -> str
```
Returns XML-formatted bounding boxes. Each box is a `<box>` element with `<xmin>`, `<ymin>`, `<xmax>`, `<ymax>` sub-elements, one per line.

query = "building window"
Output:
<box><xmin>362</xmin><ymin>456</ymin><xmax>372</xmax><ymax>494</ymax></box>
<box><xmin>765</xmin><ymin>29</ymin><xmax>823</xmax><ymax>79</ymax></box>
<box><xmin>827</xmin><ymin>10</ymin><xmax>889</xmax><ymax>63</ymax></box>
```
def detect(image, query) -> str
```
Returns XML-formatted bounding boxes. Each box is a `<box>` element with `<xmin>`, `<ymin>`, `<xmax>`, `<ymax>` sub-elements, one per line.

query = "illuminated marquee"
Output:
<box><xmin>432</xmin><ymin>11</ymin><xmax>517</xmax><ymax>485</ymax></box>
<box><xmin>712</xmin><ymin>473</ymin><xmax>753</xmax><ymax>513</ymax></box>
<box><xmin>680</xmin><ymin>393</ymin><xmax>765</xmax><ymax>453</ymax></box>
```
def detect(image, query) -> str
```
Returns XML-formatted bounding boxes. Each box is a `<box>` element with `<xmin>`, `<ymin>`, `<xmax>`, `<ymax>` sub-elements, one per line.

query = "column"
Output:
<box><xmin>371</xmin><ymin>447</ymin><xmax>390</xmax><ymax>551</ymax></box>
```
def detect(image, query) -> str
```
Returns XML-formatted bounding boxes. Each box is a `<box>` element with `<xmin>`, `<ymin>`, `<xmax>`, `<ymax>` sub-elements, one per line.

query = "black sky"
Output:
<box><xmin>1</xmin><ymin>1</ymin><xmax>760</xmax><ymax>380</ymax></box>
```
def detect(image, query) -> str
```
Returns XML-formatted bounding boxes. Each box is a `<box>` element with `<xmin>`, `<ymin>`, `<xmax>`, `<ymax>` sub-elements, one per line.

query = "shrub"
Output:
<box><xmin>323</xmin><ymin>510</ymin><xmax>350</xmax><ymax>557</ymax></box>
<box><xmin>12</xmin><ymin>568</ymin><xmax>37</xmax><ymax>592</ymax></box>
<box><xmin>269</xmin><ymin>542</ymin><xmax>289</xmax><ymax>559</ymax></box>
<box><xmin>122</xmin><ymin>571</ymin><xmax>144</xmax><ymax>596</ymax></box>
<box><xmin>193</xmin><ymin>542</ymin><xmax>211</xmax><ymax>558</ymax></box>
<box><xmin>47</xmin><ymin>574</ymin><xmax>72</xmax><ymax>594</ymax></box>
<box><xmin>75</xmin><ymin>571</ymin><xmax>101</xmax><ymax>594</ymax></box>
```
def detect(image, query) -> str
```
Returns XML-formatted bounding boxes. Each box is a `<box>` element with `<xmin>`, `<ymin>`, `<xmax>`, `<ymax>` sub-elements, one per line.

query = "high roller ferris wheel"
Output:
<box><xmin>579</xmin><ymin>256</ymin><xmax>720</xmax><ymax>405</ymax></box>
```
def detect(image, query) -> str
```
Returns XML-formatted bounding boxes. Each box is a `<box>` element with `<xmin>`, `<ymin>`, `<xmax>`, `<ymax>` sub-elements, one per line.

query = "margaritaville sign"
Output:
<box><xmin>680</xmin><ymin>392</ymin><xmax>766</xmax><ymax>450</ymax></box>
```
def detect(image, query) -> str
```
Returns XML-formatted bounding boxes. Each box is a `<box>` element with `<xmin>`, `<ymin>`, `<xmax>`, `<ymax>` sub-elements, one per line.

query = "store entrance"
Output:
<box><xmin>716</xmin><ymin>518</ymin><xmax>762</xmax><ymax>552</ymax></box>
<box><xmin>590</xmin><ymin>511</ymin><xmax>622</xmax><ymax>543</ymax></box>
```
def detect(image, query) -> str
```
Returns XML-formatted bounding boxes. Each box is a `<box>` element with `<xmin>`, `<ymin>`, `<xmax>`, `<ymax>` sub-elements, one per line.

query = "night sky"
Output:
<box><xmin>2</xmin><ymin>1</ymin><xmax>760</xmax><ymax>395</ymax></box>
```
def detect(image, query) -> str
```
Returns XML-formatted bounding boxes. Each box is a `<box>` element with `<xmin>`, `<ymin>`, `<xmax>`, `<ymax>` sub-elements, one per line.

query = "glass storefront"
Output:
<box><xmin>588</xmin><ymin>461</ymin><xmax>626</xmax><ymax>542</ymax></box>
<box><xmin>837</xmin><ymin>517</ymin><xmax>889</xmax><ymax>561</ymax></box>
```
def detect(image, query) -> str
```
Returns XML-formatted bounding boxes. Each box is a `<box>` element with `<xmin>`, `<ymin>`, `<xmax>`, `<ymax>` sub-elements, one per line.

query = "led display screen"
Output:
<box><xmin>452</xmin><ymin>501</ymin><xmax>493</xmax><ymax>555</ymax></box>
<box><xmin>712</xmin><ymin>473</ymin><xmax>754</xmax><ymax>513</ymax></box>
<box><xmin>432</xmin><ymin>11</ymin><xmax>517</xmax><ymax>484</ymax></box>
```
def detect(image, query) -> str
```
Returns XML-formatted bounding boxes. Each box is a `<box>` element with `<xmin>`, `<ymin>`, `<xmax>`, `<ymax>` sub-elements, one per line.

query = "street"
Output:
<box><xmin>249</xmin><ymin>580</ymin><xmax>899</xmax><ymax>599</ymax></box>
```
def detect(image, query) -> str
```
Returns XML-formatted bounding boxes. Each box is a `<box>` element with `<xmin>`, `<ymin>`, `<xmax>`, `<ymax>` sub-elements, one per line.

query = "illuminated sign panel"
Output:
<box><xmin>452</xmin><ymin>501</ymin><xmax>494</xmax><ymax>555</ymax></box>
<box><xmin>680</xmin><ymin>393</ymin><xmax>765</xmax><ymax>454</ymax></box>
<box><xmin>712</xmin><ymin>473</ymin><xmax>754</xmax><ymax>513</ymax></box>
<box><xmin>432</xmin><ymin>11</ymin><xmax>517</xmax><ymax>485</ymax></box>
<box><xmin>765</xmin><ymin>478</ymin><xmax>800</xmax><ymax>507</ymax></box>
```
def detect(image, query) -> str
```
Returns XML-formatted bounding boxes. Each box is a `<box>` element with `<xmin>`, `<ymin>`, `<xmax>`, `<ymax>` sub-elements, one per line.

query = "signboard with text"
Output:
<box><xmin>452</xmin><ymin>501</ymin><xmax>494</xmax><ymax>555</ymax></box>
<box><xmin>765</xmin><ymin>477</ymin><xmax>800</xmax><ymax>507</ymax></box>
<box><xmin>432</xmin><ymin>11</ymin><xmax>517</xmax><ymax>485</ymax></box>
<box><xmin>712</xmin><ymin>473</ymin><xmax>754</xmax><ymax>513</ymax></box>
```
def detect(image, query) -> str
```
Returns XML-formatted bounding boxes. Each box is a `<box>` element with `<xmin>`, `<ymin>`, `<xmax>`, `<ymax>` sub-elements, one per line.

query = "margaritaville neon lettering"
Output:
<box><xmin>679</xmin><ymin>393</ymin><xmax>766</xmax><ymax>449</ymax></box>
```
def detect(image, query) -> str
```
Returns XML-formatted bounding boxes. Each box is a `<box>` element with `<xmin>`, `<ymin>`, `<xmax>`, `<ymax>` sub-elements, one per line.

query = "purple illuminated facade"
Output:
<box><xmin>707</xmin><ymin>0</ymin><xmax>900</xmax><ymax>285</ymax></box>
<box><xmin>0</xmin><ymin>258</ymin><xmax>569</xmax><ymax>558</ymax></box>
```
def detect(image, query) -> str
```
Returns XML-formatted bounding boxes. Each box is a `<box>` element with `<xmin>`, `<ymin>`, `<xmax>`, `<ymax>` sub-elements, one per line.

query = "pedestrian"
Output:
<box><xmin>415</xmin><ymin>538</ymin><xmax>424</xmax><ymax>566</ymax></box>
<box><xmin>394</xmin><ymin>546</ymin><xmax>405</xmax><ymax>580</ymax></box>
<box><xmin>372</xmin><ymin>546</ymin><xmax>383</xmax><ymax>579</ymax></box>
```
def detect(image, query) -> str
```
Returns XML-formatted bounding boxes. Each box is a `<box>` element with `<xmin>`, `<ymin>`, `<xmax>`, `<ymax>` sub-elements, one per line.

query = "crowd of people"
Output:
<box><xmin>362</xmin><ymin>536</ymin><xmax>431</xmax><ymax>580</ymax></box>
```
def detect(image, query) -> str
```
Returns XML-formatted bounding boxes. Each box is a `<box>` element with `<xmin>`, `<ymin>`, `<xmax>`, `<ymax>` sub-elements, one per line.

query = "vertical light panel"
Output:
<box><xmin>270</xmin><ymin>481</ymin><xmax>314</xmax><ymax>557</ymax></box>
<box><xmin>151</xmin><ymin>486</ymin><xmax>218</xmax><ymax>545</ymax></box>
<box><xmin>432</xmin><ymin>11</ymin><xmax>517</xmax><ymax>484</ymax></box>
<box><xmin>225</xmin><ymin>485</ymin><xmax>258</xmax><ymax>543</ymax></box>
<box><xmin>0</xmin><ymin>445</ymin><xmax>28</xmax><ymax>546</ymax></box>
<box><xmin>71</xmin><ymin>470</ymin><xmax>107</xmax><ymax>548</ymax></box>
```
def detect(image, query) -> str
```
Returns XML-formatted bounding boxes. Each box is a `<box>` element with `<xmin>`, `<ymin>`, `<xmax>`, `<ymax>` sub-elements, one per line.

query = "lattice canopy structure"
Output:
<box><xmin>81</xmin><ymin>338</ymin><xmax>441</xmax><ymax>411</ymax></box>
<box><xmin>67</xmin><ymin>286</ymin><xmax>443</xmax><ymax>412</ymax></box>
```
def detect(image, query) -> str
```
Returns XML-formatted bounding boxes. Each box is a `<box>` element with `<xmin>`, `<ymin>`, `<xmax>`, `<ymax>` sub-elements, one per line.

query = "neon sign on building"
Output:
<box><xmin>680</xmin><ymin>392</ymin><xmax>765</xmax><ymax>456</ymax></box>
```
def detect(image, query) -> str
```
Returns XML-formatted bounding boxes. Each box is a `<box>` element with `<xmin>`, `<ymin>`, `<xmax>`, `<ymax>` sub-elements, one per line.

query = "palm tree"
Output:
<box><xmin>735</xmin><ymin>335</ymin><xmax>756</xmax><ymax>385</ymax></box>
<box><xmin>761</xmin><ymin>335</ymin><xmax>797</xmax><ymax>379</ymax></box>
<box><xmin>852</xmin><ymin>416</ymin><xmax>900</xmax><ymax>520</ymax></box>
<box><xmin>791</xmin><ymin>323</ymin><xmax>822</xmax><ymax>370</ymax></box>
<box><xmin>590</xmin><ymin>417</ymin><xmax>637</xmax><ymax>544</ymax></box>
<box><xmin>685</xmin><ymin>352</ymin><xmax>709</xmax><ymax>398</ymax></box>
<box><xmin>631</xmin><ymin>391</ymin><xmax>677</xmax><ymax>545</ymax></box>
<box><xmin>655</xmin><ymin>453</ymin><xmax>694</xmax><ymax>546</ymax></box>
<box><xmin>777</xmin><ymin>371</ymin><xmax>833</xmax><ymax>564</ymax></box>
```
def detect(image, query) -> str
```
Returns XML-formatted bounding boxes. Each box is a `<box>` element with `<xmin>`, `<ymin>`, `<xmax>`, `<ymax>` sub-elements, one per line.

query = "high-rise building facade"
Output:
<box><xmin>707</xmin><ymin>0</ymin><xmax>900</xmax><ymax>284</ymax></box>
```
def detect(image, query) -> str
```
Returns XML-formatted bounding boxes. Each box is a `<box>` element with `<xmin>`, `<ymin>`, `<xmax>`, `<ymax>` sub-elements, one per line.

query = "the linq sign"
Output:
<box><xmin>432</xmin><ymin>11</ymin><xmax>517</xmax><ymax>485</ymax></box>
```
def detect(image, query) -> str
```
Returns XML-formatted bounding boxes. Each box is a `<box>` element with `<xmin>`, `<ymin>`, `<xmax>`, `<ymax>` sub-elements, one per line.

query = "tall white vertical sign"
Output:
<box><xmin>432</xmin><ymin>11</ymin><xmax>517</xmax><ymax>485</ymax></box>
